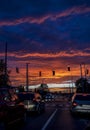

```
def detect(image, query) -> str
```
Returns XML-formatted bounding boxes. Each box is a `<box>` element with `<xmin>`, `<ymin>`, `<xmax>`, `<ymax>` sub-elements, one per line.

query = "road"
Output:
<box><xmin>0</xmin><ymin>94</ymin><xmax>90</xmax><ymax>130</ymax></box>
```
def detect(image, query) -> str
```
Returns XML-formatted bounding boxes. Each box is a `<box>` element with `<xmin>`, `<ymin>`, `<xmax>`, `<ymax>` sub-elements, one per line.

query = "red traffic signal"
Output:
<box><xmin>67</xmin><ymin>66</ymin><xmax>70</xmax><ymax>71</ymax></box>
<box><xmin>39</xmin><ymin>71</ymin><xmax>42</xmax><ymax>77</ymax></box>
<box><xmin>16</xmin><ymin>67</ymin><xmax>19</xmax><ymax>73</ymax></box>
<box><xmin>86</xmin><ymin>69</ymin><xmax>89</xmax><ymax>74</ymax></box>
<box><xmin>52</xmin><ymin>70</ymin><xmax>55</xmax><ymax>76</ymax></box>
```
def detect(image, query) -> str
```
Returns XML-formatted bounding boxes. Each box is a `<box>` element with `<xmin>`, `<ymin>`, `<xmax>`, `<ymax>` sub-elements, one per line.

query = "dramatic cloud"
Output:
<box><xmin>0</xmin><ymin>0</ymin><xmax>90</xmax><ymax>85</ymax></box>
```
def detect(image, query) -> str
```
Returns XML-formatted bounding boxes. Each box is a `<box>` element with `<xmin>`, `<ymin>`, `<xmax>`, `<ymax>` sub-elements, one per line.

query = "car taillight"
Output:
<box><xmin>82</xmin><ymin>94</ymin><xmax>87</xmax><ymax>96</ymax></box>
<box><xmin>72</xmin><ymin>102</ymin><xmax>78</xmax><ymax>107</ymax></box>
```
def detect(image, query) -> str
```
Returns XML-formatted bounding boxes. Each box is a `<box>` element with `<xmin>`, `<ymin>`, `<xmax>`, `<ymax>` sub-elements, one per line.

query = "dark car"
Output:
<box><xmin>0</xmin><ymin>87</ymin><xmax>26</xmax><ymax>127</ymax></box>
<box><xmin>70</xmin><ymin>93</ymin><xmax>90</xmax><ymax>115</ymax></box>
<box><xmin>18</xmin><ymin>92</ymin><xmax>45</xmax><ymax>114</ymax></box>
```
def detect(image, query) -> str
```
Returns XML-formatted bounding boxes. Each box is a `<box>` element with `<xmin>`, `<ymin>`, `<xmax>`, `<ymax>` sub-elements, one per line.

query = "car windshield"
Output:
<box><xmin>18</xmin><ymin>93</ymin><xmax>34</xmax><ymax>101</ymax></box>
<box><xmin>75</xmin><ymin>95</ymin><xmax>90</xmax><ymax>101</ymax></box>
<box><xmin>0</xmin><ymin>89</ymin><xmax>9</xmax><ymax>97</ymax></box>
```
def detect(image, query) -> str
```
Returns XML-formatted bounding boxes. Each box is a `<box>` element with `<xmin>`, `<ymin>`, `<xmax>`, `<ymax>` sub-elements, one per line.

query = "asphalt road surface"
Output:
<box><xmin>0</xmin><ymin>94</ymin><xmax>90</xmax><ymax>130</ymax></box>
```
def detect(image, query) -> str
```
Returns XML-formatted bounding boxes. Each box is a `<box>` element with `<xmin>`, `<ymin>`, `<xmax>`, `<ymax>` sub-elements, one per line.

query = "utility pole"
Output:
<box><xmin>80</xmin><ymin>64</ymin><xmax>83</xmax><ymax>78</ymax></box>
<box><xmin>83</xmin><ymin>63</ymin><xmax>87</xmax><ymax>78</ymax></box>
<box><xmin>5</xmin><ymin>42</ymin><xmax>7</xmax><ymax>86</ymax></box>
<box><xmin>80</xmin><ymin>63</ymin><xmax>87</xmax><ymax>78</ymax></box>
<box><xmin>26</xmin><ymin>63</ymin><xmax>29</xmax><ymax>91</ymax></box>
<box><xmin>67</xmin><ymin>66</ymin><xmax>72</xmax><ymax>93</ymax></box>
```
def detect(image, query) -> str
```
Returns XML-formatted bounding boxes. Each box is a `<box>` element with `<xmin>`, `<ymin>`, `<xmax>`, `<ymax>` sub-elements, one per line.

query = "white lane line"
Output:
<box><xmin>41</xmin><ymin>109</ymin><xmax>58</xmax><ymax>130</ymax></box>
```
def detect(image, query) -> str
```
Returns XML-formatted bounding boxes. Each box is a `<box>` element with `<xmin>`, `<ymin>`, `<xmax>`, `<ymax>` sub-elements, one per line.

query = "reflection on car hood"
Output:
<box><xmin>23</xmin><ymin>100</ymin><xmax>34</xmax><ymax>105</ymax></box>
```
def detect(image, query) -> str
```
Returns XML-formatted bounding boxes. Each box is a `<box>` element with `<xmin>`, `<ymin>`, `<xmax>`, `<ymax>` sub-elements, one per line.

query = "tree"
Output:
<box><xmin>0</xmin><ymin>59</ymin><xmax>5</xmax><ymax>74</ymax></box>
<box><xmin>0</xmin><ymin>59</ymin><xmax>10</xmax><ymax>87</ymax></box>
<box><xmin>18</xmin><ymin>85</ymin><xmax>24</xmax><ymax>92</ymax></box>
<box><xmin>75</xmin><ymin>78</ymin><xmax>90</xmax><ymax>93</ymax></box>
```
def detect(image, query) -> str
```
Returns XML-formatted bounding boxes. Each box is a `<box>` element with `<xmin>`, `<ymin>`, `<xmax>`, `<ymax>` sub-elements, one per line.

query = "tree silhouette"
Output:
<box><xmin>0</xmin><ymin>59</ymin><xmax>10</xmax><ymax>87</ymax></box>
<box><xmin>75</xmin><ymin>78</ymin><xmax>90</xmax><ymax>93</ymax></box>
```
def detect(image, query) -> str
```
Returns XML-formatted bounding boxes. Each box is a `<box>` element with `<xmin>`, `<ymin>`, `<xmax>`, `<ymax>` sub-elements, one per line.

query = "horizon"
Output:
<box><xmin>25</xmin><ymin>82</ymin><xmax>76</xmax><ymax>89</ymax></box>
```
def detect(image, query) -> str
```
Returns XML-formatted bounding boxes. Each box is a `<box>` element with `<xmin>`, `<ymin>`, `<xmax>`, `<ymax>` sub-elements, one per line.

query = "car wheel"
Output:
<box><xmin>36</xmin><ymin>106</ymin><xmax>41</xmax><ymax>115</ymax></box>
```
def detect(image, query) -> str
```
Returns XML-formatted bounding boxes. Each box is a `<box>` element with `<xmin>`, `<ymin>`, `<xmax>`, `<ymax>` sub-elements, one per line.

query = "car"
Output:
<box><xmin>17</xmin><ymin>92</ymin><xmax>45</xmax><ymax>114</ymax></box>
<box><xmin>70</xmin><ymin>93</ymin><xmax>90</xmax><ymax>115</ymax></box>
<box><xmin>45</xmin><ymin>93</ymin><xmax>55</xmax><ymax>101</ymax></box>
<box><xmin>0</xmin><ymin>87</ymin><xmax>26</xmax><ymax>128</ymax></box>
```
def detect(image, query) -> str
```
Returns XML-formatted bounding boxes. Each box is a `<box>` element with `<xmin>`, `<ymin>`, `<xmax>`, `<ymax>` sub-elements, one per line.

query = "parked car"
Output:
<box><xmin>70</xmin><ymin>93</ymin><xmax>90</xmax><ymax>115</ymax></box>
<box><xmin>0</xmin><ymin>87</ymin><xmax>26</xmax><ymax>127</ymax></box>
<box><xmin>17</xmin><ymin>92</ymin><xmax>45</xmax><ymax>114</ymax></box>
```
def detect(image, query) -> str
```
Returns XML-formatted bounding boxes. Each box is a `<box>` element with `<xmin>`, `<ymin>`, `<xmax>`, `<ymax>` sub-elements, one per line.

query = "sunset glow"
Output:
<box><xmin>0</xmin><ymin>0</ymin><xmax>90</xmax><ymax>86</ymax></box>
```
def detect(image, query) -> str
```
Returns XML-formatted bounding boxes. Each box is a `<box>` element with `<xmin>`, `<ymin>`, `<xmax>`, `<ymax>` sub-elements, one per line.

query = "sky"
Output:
<box><xmin>0</xmin><ymin>0</ymin><xmax>90</xmax><ymax>86</ymax></box>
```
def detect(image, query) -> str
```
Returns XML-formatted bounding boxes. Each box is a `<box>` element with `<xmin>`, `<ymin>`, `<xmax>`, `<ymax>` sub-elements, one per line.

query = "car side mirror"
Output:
<box><xmin>4</xmin><ymin>96</ymin><xmax>10</xmax><ymax>101</ymax></box>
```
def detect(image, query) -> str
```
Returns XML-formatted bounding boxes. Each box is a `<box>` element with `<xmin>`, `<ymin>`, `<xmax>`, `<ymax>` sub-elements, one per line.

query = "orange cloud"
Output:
<box><xmin>0</xmin><ymin>49</ymin><xmax>90</xmax><ymax>58</ymax></box>
<box><xmin>1</xmin><ymin>48</ymin><xmax>90</xmax><ymax>86</ymax></box>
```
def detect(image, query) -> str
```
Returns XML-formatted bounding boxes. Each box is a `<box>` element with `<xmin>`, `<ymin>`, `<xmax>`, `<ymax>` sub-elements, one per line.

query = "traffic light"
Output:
<box><xmin>67</xmin><ymin>66</ymin><xmax>70</xmax><ymax>71</ymax></box>
<box><xmin>86</xmin><ymin>69</ymin><xmax>89</xmax><ymax>74</ymax></box>
<box><xmin>39</xmin><ymin>71</ymin><xmax>42</xmax><ymax>77</ymax></box>
<box><xmin>16</xmin><ymin>67</ymin><xmax>19</xmax><ymax>73</ymax></box>
<box><xmin>52</xmin><ymin>70</ymin><xmax>55</xmax><ymax>76</ymax></box>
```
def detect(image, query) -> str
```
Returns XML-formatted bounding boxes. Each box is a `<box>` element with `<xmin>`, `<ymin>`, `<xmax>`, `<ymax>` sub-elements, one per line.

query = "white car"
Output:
<box><xmin>70</xmin><ymin>93</ymin><xmax>90</xmax><ymax>114</ymax></box>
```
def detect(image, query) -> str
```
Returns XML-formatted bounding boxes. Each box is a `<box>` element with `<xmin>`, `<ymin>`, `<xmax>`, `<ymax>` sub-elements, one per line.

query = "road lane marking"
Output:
<box><xmin>41</xmin><ymin>109</ymin><xmax>58</xmax><ymax>130</ymax></box>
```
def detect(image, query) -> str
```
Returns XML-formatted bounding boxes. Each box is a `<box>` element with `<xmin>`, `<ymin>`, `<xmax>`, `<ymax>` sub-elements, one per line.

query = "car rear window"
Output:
<box><xmin>18</xmin><ymin>93</ymin><xmax>34</xmax><ymax>100</ymax></box>
<box><xmin>75</xmin><ymin>95</ymin><xmax>90</xmax><ymax>101</ymax></box>
<box><xmin>0</xmin><ymin>89</ymin><xmax>9</xmax><ymax>96</ymax></box>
